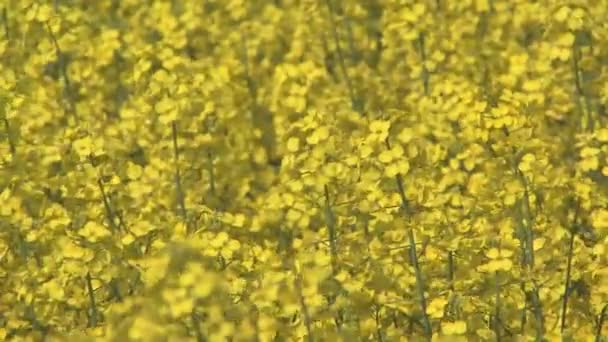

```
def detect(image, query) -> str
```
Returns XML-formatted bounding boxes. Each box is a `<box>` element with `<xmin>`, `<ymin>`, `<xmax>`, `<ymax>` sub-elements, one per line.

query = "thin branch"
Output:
<box><xmin>207</xmin><ymin>152</ymin><xmax>216</xmax><ymax>196</ymax></box>
<box><xmin>417</xmin><ymin>32</ymin><xmax>430</xmax><ymax>96</ymax></box>
<box><xmin>520</xmin><ymin>285</ymin><xmax>527</xmax><ymax>334</ymax></box>
<box><xmin>86</xmin><ymin>272</ymin><xmax>99</xmax><ymax>327</ymax></box>
<box><xmin>447</xmin><ymin>250</ymin><xmax>455</xmax><ymax>292</ymax></box>
<box><xmin>572</xmin><ymin>42</ymin><xmax>593</xmax><ymax>132</ymax></box>
<box><xmin>321</xmin><ymin>32</ymin><xmax>338</xmax><ymax>81</ymax></box>
<box><xmin>97</xmin><ymin>178</ymin><xmax>120</xmax><ymax>233</ymax></box>
<box><xmin>45</xmin><ymin>21</ymin><xmax>78</xmax><ymax>121</ymax></box>
<box><xmin>25</xmin><ymin>303</ymin><xmax>49</xmax><ymax>337</ymax></box>
<box><xmin>596</xmin><ymin>304</ymin><xmax>608</xmax><ymax>342</ymax></box>
<box><xmin>494</xmin><ymin>272</ymin><xmax>502</xmax><ymax>342</ymax></box>
<box><xmin>2</xmin><ymin>7</ymin><xmax>9</xmax><ymax>40</ymax></box>
<box><xmin>108</xmin><ymin>278</ymin><xmax>123</xmax><ymax>302</ymax></box>
<box><xmin>2</xmin><ymin>117</ymin><xmax>15</xmax><ymax>156</ymax></box>
<box><xmin>344</xmin><ymin>17</ymin><xmax>359</xmax><ymax>62</ymax></box>
<box><xmin>191</xmin><ymin>309</ymin><xmax>206</xmax><ymax>342</ymax></box>
<box><xmin>386</xmin><ymin>138</ymin><xmax>432</xmax><ymax>338</ymax></box>
<box><xmin>561</xmin><ymin>202</ymin><xmax>580</xmax><ymax>333</ymax></box>
<box><xmin>323</xmin><ymin>184</ymin><xmax>338</xmax><ymax>274</ymax></box>
<box><xmin>240</xmin><ymin>32</ymin><xmax>257</xmax><ymax>101</ymax></box>
<box><xmin>172</xmin><ymin>121</ymin><xmax>187</xmax><ymax>221</ymax></box>
<box><xmin>322</xmin><ymin>0</ymin><xmax>362</xmax><ymax>113</ymax></box>
<box><xmin>374</xmin><ymin>304</ymin><xmax>384</xmax><ymax>342</ymax></box>
<box><xmin>295</xmin><ymin>271</ymin><xmax>315</xmax><ymax>342</ymax></box>
<box><xmin>514</xmin><ymin>166</ymin><xmax>545</xmax><ymax>340</ymax></box>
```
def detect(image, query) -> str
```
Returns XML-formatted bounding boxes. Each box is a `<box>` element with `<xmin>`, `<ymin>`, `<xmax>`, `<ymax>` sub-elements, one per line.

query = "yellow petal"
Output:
<box><xmin>287</xmin><ymin>137</ymin><xmax>300</xmax><ymax>152</ymax></box>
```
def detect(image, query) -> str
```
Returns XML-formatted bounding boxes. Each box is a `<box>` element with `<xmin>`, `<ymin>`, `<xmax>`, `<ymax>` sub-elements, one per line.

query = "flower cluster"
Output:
<box><xmin>1</xmin><ymin>0</ymin><xmax>608</xmax><ymax>340</ymax></box>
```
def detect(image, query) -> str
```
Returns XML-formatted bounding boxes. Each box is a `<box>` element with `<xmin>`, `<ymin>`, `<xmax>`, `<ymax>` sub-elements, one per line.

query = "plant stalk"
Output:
<box><xmin>2</xmin><ymin>7</ymin><xmax>8</xmax><ymax>40</ymax></box>
<box><xmin>322</xmin><ymin>0</ymin><xmax>361</xmax><ymax>113</ymax></box>
<box><xmin>172</xmin><ymin>121</ymin><xmax>187</xmax><ymax>220</ymax></box>
<box><xmin>323</xmin><ymin>184</ymin><xmax>338</xmax><ymax>273</ymax></box>
<box><xmin>97</xmin><ymin>178</ymin><xmax>120</xmax><ymax>232</ymax></box>
<box><xmin>86</xmin><ymin>272</ymin><xmax>99</xmax><ymax>327</ymax></box>
<box><xmin>560</xmin><ymin>223</ymin><xmax>576</xmax><ymax>333</ymax></box>
<box><xmin>514</xmin><ymin>167</ymin><xmax>544</xmax><ymax>340</ymax></box>
<box><xmin>295</xmin><ymin>271</ymin><xmax>315</xmax><ymax>342</ymax></box>
<box><xmin>45</xmin><ymin>22</ymin><xmax>78</xmax><ymax>122</ymax></box>
<box><xmin>494</xmin><ymin>272</ymin><xmax>502</xmax><ymax>342</ymax></box>
<box><xmin>417</xmin><ymin>32</ymin><xmax>430</xmax><ymax>96</ymax></box>
<box><xmin>2</xmin><ymin>117</ymin><xmax>15</xmax><ymax>156</ymax></box>
<box><xmin>385</xmin><ymin>138</ymin><xmax>431</xmax><ymax>337</ymax></box>
<box><xmin>596</xmin><ymin>304</ymin><xmax>608</xmax><ymax>342</ymax></box>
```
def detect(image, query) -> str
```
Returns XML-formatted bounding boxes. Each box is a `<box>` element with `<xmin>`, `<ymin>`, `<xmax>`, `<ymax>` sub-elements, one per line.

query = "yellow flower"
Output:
<box><xmin>73</xmin><ymin>136</ymin><xmax>93</xmax><ymax>158</ymax></box>
<box><xmin>287</xmin><ymin>137</ymin><xmax>300</xmax><ymax>152</ymax></box>
<box><xmin>592</xmin><ymin>209</ymin><xmax>608</xmax><ymax>230</ymax></box>
<box><xmin>442</xmin><ymin>320</ymin><xmax>467</xmax><ymax>335</ymax></box>
<box><xmin>79</xmin><ymin>221</ymin><xmax>111</xmax><ymax>242</ymax></box>
<box><xmin>475</xmin><ymin>0</ymin><xmax>490</xmax><ymax>12</ymax></box>
<box><xmin>427</xmin><ymin>297</ymin><xmax>448</xmax><ymax>318</ymax></box>
<box><xmin>486</xmin><ymin>248</ymin><xmax>499</xmax><ymax>259</ymax></box>
<box><xmin>126</xmin><ymin>162</ymin><xmax>143</xmax><ymax>180</ymax></box>
<box><xmin>307</xmin><ymin>126</ymin><xmax>330</xmax><ymax>145</ymax></box>
<box><xmin>131</xmin><ymin>220</ymin><xmax>155</xmax><ymax>237</ymax></box>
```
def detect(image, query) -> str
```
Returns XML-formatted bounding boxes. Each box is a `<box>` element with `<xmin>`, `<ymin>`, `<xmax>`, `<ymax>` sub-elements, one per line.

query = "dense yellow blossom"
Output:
<box><xmin>1</xmin><ymin>0</ymin><xmax>608</xmax><ymax>340</ymax></box>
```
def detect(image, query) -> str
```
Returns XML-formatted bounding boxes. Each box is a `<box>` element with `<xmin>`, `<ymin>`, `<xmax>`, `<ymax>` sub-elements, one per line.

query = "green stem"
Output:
<box><xmin>323</xmin><ymin>185</ymin><xmax>346</xmax><ymax>332</ymax></box>
<box><xmin>344</xmin><ymin>17</ymin><xmax>359</xmax><ymax>63</ymax></box>
<box><xmin>494</xmin><ymin>272</ymin><xmax>502</xmax><ymax>342</ymax></box>
<box><xmin>560</xmin><ymin>220</ymin><xmax>577</xmax><ymax>333</ymax></box>
<box><xmin>518</xmin><ymin>173</ymin><xmax>535</xmax><ymax>268</ymax></box>
<box><xmin>321</xmin><ymin>32</ymin><xmax>338</xmax><ymax>81</ymax></box>
<box><xmin>406</xmin><ymin>222</ymin><xmax>432</xmax><ymax>338</ymax></box>
<box><xmin>323</xmin><ymin>0</ymin><xmax>361</xmax><ymax>113</ymax></box>
<box><xmin>2</xmin><ymin>7</ymin><xmax>8</xmax><ymax>40</ymax></box>
<box><xmin>385</xmin><ymin>138</ymin><xmax>432</xmax><ymax>338</ymax></box>
<box><xmin>97</xmin><ymin>178</ymin><xmax>120</xmax><ymax>232</ymax></box>
<box><xmin>207</xmin><ymin>152</ymin><xmax>216</xmax><ymax>196</ymax></box>
<box><xmin>572</xmin><ymin>42</ymin><xmax>595</xmax><ymax>132</ymax></box>
<box><xmin>514</xmin><ymin>167</ymin><xmax>544</xmax><ymax>340</ymax></box>
<box><xmin>172</xmin><ymin>121</ymin><xmax>187</xmax><ymax>220</ymax></box>
<box><xmin>323</xmin><ymin>184</ymin><xmax>338</xmax><ymax>273</ymax></box>
<box><xmin>417</xmin><ymin>32</ymin><xmax>430</xmax><ymax>96</ymax></box>
<box><xmin>109</xmin><ymin>278</ymin><xmax>123</xmax><ymax>302</ymax></box>
<box><xmin>191</xmin><ymin>310</ymin><xmax>206</xmax><ymax>342</ymax></box>
<box><xmin>572</xmin><ymin>44</ymin><xmax>584</xmax><ymax>115</ymax></box>
<box><xmin>295</xmin><ymin>271</ymin><xmax>315</xmax><ymax>342</ymax></box>
<box><xmin>86</xmin><ymin>272</ymin><xmax>99</xmax><ymax>327</ymax></box>
<box><xmin>372</xmin><ymin>30</ymin><xmax>383</xmax><ymax>68</ymax></box>
<box><xmin>45</xmin><ymin>21</ymin><xmax>78</xmax><ymax>122</ymax></box>
<box><xmin>25</xmin><ymin>303</ymin><xmax>48</xmax><ymax>337</ymax></box>
<box><xmin>596</xmin><ymin>304</ymin><xmax>608</xmax><ymax>342</ymax></box>
<box><xmin>530</xmin><ymin>288</ymin><xmax>545</xmax><ymax>342</ymax></box>
<box><xmin>447</xmin><ymin>250</ymin><xmax>455</xmax><ymax>292</ymax></box>
<box><xmin>520</xmin><ymin>279</ymin><xmax>527</xmax><ymax>334</ymax></box>
<box><xmin>2</xmin><ymin>117</ymin><xmax>15</xmax><ymax>156</ymax></box>
<box><xmin>240</xmin><ymin>32</ymin><xmax>257</xmax><ymax>101</ymax></box>
<box><xmin>374</xmin><ymin>304</ymin><xmax>384</xmax><ymax>342</ymax></box>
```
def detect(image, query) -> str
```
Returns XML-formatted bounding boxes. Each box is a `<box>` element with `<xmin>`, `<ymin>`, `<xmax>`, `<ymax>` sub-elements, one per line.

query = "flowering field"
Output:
<box><xmin>1</xmin><ymin>0</ymin><xmax>608</xmax><ymax>341</ymax></box>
